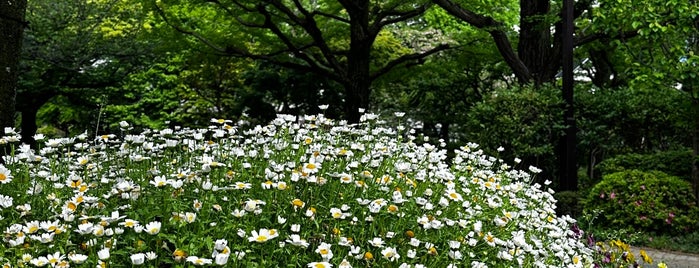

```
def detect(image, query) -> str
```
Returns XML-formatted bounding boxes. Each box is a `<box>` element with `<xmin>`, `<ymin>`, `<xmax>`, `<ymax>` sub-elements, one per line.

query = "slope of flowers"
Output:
<box><xmin>0</xmin><ymin>113</ymin><xmax>595</xmax><ymax>267</ymax></box>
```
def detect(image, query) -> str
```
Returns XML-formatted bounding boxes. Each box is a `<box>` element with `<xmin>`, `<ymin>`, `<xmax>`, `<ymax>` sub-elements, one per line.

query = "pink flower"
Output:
<box><xmin>609</xmin><ymin>192</ymin><xmax>616</xmax><ymax>199</ymax></box>
<box><xmin>599</xmin><ymin>193</ymin><xmax>605</xmax><ymax>199</ymax></box>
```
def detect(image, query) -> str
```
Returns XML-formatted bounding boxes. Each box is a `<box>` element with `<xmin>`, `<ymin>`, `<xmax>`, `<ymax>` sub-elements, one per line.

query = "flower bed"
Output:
<box><xmin>1</xmin><ymin>113</ymin><xmax>608</xmax><ymax>267</ymax></box>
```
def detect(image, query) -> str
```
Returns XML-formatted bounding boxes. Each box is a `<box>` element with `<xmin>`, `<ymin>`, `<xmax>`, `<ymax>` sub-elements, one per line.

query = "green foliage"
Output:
<box><xmin>554</xmin><ymin>191</ymin><xmax>581</xmax><ymax>218</ymax></box>
<box><xmin>583</xmin><ymin>170</ymin><xmax>699</xmax><ymax>235</ymax></box>
<box><xmin>576</xmin><ymin>86</ymin><xmax>691</xmax><ymax>154</ymax></box>
<box><xmin>462</xmin><ymin>84</ymin><xmax>565</xmax><ymax>180</ymax></box>
<box><xmin>640</xmin><ymin>230</ymin><xmax>699</xmax><ymax>254</ymax></box>
<box><xmin>595</xmin><ymin>150</ymin><xmax>695</xmax><ymax>181</ymax></box>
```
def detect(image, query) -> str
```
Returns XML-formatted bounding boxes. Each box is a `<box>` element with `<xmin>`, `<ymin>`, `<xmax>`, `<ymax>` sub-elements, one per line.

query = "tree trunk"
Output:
<box><xmin>518</xmin><ymin>0</ymin><xmax>553</xmax><ymax>85</ymax></box>
<box><xmin>0</xmin><ymin>0</ymin><xmax>28</xmax><ymax>130</ymax></box>
<box><xmin>692</xmin><ymin>99</ymin><xmax>699</xmax><ymax>201</ymax></box>
<box><xmin>343</xmin><ymin>1</ymin><xmax>374</xmax><ymax>123</ymax></box>
<box><xmin>17</xmin><ymin>91</ymin><xmax>56</xmax><ymax>148</ymax></box>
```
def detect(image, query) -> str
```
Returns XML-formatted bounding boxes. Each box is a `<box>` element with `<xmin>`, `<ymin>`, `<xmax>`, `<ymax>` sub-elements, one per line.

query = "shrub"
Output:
<box><xmin>554</xmin><ymin>191</ymin><xmax>581</xmax><ymax>218</ymax></box>
<box><xmin>595</xmin><ymin>149</ymin><xmax>694</xmax><ymax>181</ymax></box>
<box><xmin>583</xmin><ymin>170</ymin><xmax>699</xmax><ymax>235</ymax></box>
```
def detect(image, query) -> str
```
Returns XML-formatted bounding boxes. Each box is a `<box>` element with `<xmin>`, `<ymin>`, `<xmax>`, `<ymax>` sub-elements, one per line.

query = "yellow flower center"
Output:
<box><xmin>292</xmin><ymin>199</ymin><xmax>304</xmax><ymax>207</ymax></box>
<box><xmin>388</xmin><ymin>205</ymin><xmax>398</xmax><ymax>212</ymax></box>
<box><xmin>405</xmin><ymin>230</ymin><xmax>415</xmax><ymax>238</ymax></box>
<box><xmin>0</xmin><ymin>174</ymin><xmax>6</xmax><ymax>181</ymax></box>
<box><xmin>256</xmin><ymin>235</ymin><xmax>268</xmax><ymax>242</ymax></box>
<box><xmin>306</xmin><ymin>163</ymin><xmax>316</xmax><ymax>170</ymax></box>
<box><xmin>173</xmin><ymin>249</ymin><xmax>186</xmax><ymax>257</ymax></box>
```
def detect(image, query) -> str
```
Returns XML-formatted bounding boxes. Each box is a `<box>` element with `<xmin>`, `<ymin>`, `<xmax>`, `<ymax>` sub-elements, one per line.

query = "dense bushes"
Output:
<box><xmin>461</xmin><ymin>85</ymin><xmax>565</xmax><ymax>182</ymax></box>
<box><xmin>583</xmin><ymin>170</ymin><xmax>699</xmax><ymax>235</ymax></box>
<box><xmin>595</xmin><ymin>150</ymin><xmax>694</xmax><ymax>180</ymax></box>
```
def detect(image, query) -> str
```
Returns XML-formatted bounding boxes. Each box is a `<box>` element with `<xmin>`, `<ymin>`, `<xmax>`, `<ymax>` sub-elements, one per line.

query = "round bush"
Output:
<box><xmin>583</xmin><ymin>170</ymin><xmax>699</xmax><ymax>234</ymax></box>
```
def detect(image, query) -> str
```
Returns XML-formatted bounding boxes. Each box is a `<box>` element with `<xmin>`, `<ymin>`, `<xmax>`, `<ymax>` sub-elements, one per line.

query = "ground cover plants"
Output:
<box><xmin>0</xmin><ymin>112</ymin><xmax>650</xmax><ymax>267</ymax></box>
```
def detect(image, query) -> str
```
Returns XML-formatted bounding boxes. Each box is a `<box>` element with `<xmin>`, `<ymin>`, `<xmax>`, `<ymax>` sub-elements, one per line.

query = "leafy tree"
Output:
<box><xmin>579</xmin><ymin>0</ymin><xmax>699</xmax><ymax>198</ymax></box>
<box><xmin>0</xmin><ymin>0</ymin><xmax>27</xmax><ymax>130</ymax></box>
<box><xmin>151</xmin><ymin>0</ymin><xmax>450</xmax><ymax>122</ymax></box>
<box><xmin>18</xmin><ymin>0</ymin><xmax>155</xmax><ymax>144</ymax></box>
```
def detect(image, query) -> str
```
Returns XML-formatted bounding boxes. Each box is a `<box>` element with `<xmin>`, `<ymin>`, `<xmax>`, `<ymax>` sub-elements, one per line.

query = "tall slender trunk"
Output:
<box><xmin>0</xmin><ymin>0</ymin><xmax>28</xmax><ymax>129</ymax></box>
<box><xmin>692</xmin><ymin>99</ymin><xmax>699</xmax><ymax>201</ymax></box>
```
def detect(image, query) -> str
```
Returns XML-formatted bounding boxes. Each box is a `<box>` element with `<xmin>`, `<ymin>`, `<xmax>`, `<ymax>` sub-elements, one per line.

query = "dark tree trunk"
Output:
<box><xmin>0</xmin><ymin>0</ymin><xmax>28</xmax><ymax>130</ymax></box>
<box><xmin>588</xmin><ymin>49</ymin><xmax>621</xmax><ymax>88</ymax></box>
<box><xmin>518</xmin><ymin>0</ymin><xmax>553</xmax><ymax>85</ymax></box>
<box><xmin>439</xmin><ymin>122</ymin><xmax>450</xmax><ymax>144</ymax></box>
<box><xmin>343</xmin><ymin>0</ymin><xmax>374</xmax><ymax>123</ymax></box>
<box><xmin>17</xmin><ymin>91</ymin><xmax>56</xmax><ymax>148</ymax></box>
<box><xmin>692</xmin><ymin>98</ymin><xmax>699</xmax><ymax>201</ymax></box>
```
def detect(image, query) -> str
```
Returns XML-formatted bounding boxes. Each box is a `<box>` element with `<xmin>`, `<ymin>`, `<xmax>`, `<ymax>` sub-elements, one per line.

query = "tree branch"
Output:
<box><xmin>153</xmin><ymin>4</ymin><xmax>229</xmax><ymax>54</ymax></box>
<box><xmin>265</xmin><ymin>0</ymin><xmax>345</xmax><ymax>75</ymax></box>
<box><xmin>574</xmin><ymin>30</ymin><xmax>639</xmax><ymax>47</ymax></box>
<box><xmin>208</xmin><ymin>0</ymin><xmax>265</xmax><ymax>27</ymax></box>
<box><xmin>372</xmin><ymin>4</ymin><xmax>430</xmax><ymax>32</ymax></box>
<box><xmin>370</xmin><ymin>44</ymin><xmax>451</xmax><ymax>81</ymax></box>
<box><xmin>433</xmin><ymin>0</ymin><xmax>532</xmax><ymax>82</ymax></box>
<box><xmin>311</xmin><ymin>11</ymin><xmax>350</xmax><ymax>24</ymax></box>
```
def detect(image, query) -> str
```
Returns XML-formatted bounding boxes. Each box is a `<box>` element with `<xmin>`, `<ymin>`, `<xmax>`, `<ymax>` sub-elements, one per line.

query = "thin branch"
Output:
<box><xmin>208</xmin><ymin>0</ymin><xmax>264</xmax><ymax>27</ymax></box>
<box><xmin>372</xmin><ymin>4</ymin><xmax>430</xmax><ymax>32</ymax></box>
<box><xmin>265</xmin><ymin>0</ymin><xmax>344</xmax><ymax>74</ymax></box>
<box><xmin>311</xmin><ymin>10</ymin><xmax>350</xmax><ymax>23</ymax></box>
<box><xmin>574</xmin><ymin>30</ymin><xmax>639</xmax><ymax>47</ymax></box>
<box><xmin>153</xmin><ymin>4</ymin><xmax>229</xmax><ymax>53</ymax></box>
<box><xmin>370</xmin><ymin>44</ymin><xmax>451</xmax><ymax>81</ymax></box>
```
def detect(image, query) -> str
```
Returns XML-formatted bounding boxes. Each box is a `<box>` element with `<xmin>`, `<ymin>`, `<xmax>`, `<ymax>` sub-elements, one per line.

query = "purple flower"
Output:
<box><xmin>570</xmin><ymin>223</ymin><xmax>583</xmax><ymax>239</ymax></box>
<box><xmin>587</xmin><ymin>234</ymin><xmax>596</xmax><ymax>247</ymax></box>
<box><xmin>603</xmin><ymin>252</ymin><xmax>611</xmax><ymax>263</ymax></box>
